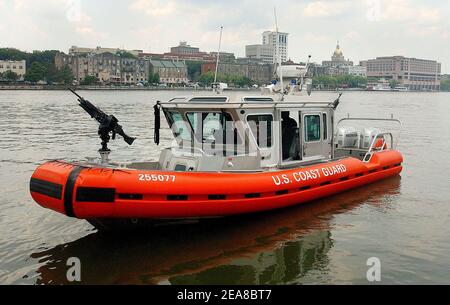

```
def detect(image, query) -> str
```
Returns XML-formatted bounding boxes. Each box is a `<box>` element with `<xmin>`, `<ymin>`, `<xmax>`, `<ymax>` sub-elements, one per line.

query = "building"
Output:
<box><xmin>170</xmin><ymin>41</ymin><xmax>200</xmax><ymax>55</ymax></box>
<box><xmin>361</xmin><ymin>56</ymin><xmax>441</xmax><ymax>90</ymax></box>
<box><xmin>262</xmin><ymin>31</ymin><xmax>289</xmax><ymax>63</ymax></box>
<box><xmin>69</xmin><ymin>46</ymin><xmax>142</xmax><ymax>57</ymax></box>
<box><xmin>209</xmin><ymin>51</ymin><xmax>236</xmax><ymax>63</ymax></box>
<box><xmin>201</xmin><ymin>62</ymin><xmax>272</xmax><ymax>84</ymax></box>
<box><xmin>245</xmin><ymin>44</ymin><xmax>274</xmax><ymax>64</ymax></box>
<box><xmin>0</xmin><ymin>60</ymin><xmax>26</xmax><ymax>79</ymax></box>
<box><xmin>149</xmin><ymin>59</ymin><xmax>188</xmax><ymax>84</ymax></box>
<box><xmin>56</xmin><ymin>52</ymin><xmax>151</xmax><ymax>85</ymax></box>
<box><xmin>245</xmin><ymin>30</ymin><xmax>289</xmax><ymax>65</ymax></box>
<box><xmin>322</xmin><ymin>42</ymin><xmax>354</xmax><ymax>69</ymax></box>
<box><xmin>345</xmin><ymin>65</ymin><xmax>367</xmax><ymax>77</ymax></box>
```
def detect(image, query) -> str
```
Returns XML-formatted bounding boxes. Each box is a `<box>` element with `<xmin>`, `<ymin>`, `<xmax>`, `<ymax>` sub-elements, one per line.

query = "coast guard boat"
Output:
<box><xmin>29</xmin><ymin>64</ymin><xmax>403</xmax><ymax>229</ymax></box>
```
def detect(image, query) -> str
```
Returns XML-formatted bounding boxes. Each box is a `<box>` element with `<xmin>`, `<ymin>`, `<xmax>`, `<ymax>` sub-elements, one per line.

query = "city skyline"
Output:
<box><xmin>0</xmin><ymin>0</ymin><xmax>449</xmax><ymax>72</ymax></box>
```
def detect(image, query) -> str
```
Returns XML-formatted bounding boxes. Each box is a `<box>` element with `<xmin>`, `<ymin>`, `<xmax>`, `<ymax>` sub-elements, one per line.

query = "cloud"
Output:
<box><xmin>0</xmin><ymin>0</ymin><xmax>449</xmax><ymax>72</ymax></box>
<box><xmin>129</xmin><ymin>0</ymin><xmax>176</xmax><ymax>17</ymax></box>
<box><xmin>381</xmin><ymin>0</ymin><xmax>441</xmax><ymax>23</ymax></box>
<box><xmin>302</xmin><ymin>1</ymin><xmax>351</xmax><ymax>17</ymax></box>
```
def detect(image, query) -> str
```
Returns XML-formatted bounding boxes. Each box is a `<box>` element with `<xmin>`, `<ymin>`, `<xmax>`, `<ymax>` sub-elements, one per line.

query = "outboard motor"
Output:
<box><xmin>360</xmin><ymin>128</ymin><xmax>382</xmax><ymax>149</ymax></box>
<box><xmin>337</xmin><ymin>127</ymin><xmax>360</xmax><ymax>148</ymax></box>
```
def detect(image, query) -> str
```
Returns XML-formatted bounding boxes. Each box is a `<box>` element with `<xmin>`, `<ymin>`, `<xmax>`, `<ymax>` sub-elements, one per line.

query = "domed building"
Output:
<box><xmin>322</xmin><ymin>42</ymin><xmax>353</xmax><ymax>68</ymax></box>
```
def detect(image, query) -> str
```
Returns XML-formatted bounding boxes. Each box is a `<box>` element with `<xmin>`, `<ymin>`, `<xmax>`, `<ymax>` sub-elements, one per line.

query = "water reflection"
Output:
<box><xmin>31</xmin><ymin>177</ymin><xmax>401</xmax><ymax>285</ymax></box>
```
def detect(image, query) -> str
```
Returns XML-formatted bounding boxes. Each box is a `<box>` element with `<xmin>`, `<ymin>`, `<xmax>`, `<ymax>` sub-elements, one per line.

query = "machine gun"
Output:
<box><xmin>69</xmin><ymin>89</ymin><xmax>135</xmax><ymax>162</ymax></box>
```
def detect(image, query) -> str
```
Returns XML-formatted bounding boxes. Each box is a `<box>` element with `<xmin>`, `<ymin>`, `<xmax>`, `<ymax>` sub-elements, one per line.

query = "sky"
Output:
<box><xmin>0</xmin><ymin>0</ymin><xmax>449</xmax><ymax>72</ymax></box>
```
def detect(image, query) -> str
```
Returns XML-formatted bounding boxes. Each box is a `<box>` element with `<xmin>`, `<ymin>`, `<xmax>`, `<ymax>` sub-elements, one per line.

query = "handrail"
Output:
<box><xmin>337</xmin><ymin>117</ymin><xmax>402</xmax><ymax>127</ymax></box>
<box><xmin>337</xmin><ymin>117</ymin><xmax>403</xmax><ymax>149</ymax></box>
<box><xmin>160</xmin><ymin>101</ymin><xmax>336</xmax><ymax>109</ymax></box>
<box><xmin>363</xmin><ymin>132</ymin><xmax>394</xmax><ymax>163</ymax></box>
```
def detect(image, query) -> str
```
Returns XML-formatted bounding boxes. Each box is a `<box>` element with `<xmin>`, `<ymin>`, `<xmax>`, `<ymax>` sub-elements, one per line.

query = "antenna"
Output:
<box><xmin>214</xmin><ymin>26</ymin><xmax>223</xmax><ymax>84</ymax></box>
<box><xmin>274</xmin><ymin>8</ymin><xmax>284</xmax><ymax>96</ymax></box>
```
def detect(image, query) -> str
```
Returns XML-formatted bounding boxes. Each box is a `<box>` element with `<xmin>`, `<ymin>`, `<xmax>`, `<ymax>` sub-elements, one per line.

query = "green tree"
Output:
<box><xmin>441</xmin><ymin>80</ymin><xmax>450</xmax><ymax>91</ymax></box>
<box><xmin>56</xmin><ymin>66</ymin><xmax>74</xmax><ymax>84</ymax></box>
<box><xmin>3</xmin><ymin>70</ymin><xmax>19</xmax><ymax>81</ymax></box>
<box><xmin>313</xmin><ymin>74</ymin><xmax>368</xmax><ymax>89</ymax></box>
<box><xmin>389</xmin><ymin>79</ymin><xmax>400</xmax><ymax>89</ymax></box>
<box><xmin>198</xmin><ymin>71</ymin><xmax>215</xmax><ymax>86</ymax></box>
<box><xmin>186</xmin><ymin>61</ymin><xmax>202</xmax><ymax>81</ymax></box>
<box><xmin>24</xmin><ymin>62</ymin><xmax>47</xmax><ymax>83</ymax></box>
<box><xmin>80</xmin><ymin>75</ymin><xmax>98</xmax><ymax>86</ymax></box>
<box><xmin>148</xmin><ymin>72</ymin><xmax>160</xmax><ymax>84</ymax></box>
<box><xmin>116</xmin><ymin>51</ymin><xmax>137</xmax><ymax>59</ymax></box>
<box><xmin>0</xmin><ymin>48</ymin><xmax>27</xmax><ymax>61</ymax></box>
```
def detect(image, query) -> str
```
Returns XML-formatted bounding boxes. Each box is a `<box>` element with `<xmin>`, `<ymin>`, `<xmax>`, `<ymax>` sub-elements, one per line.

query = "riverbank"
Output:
<box><xmin>0</xmin><ymin>84</ymin><xmax>259</xmax><ymax>91</ymax></box>
<box><xmin>0</xmin><ymin>84</ymin><xmax>446</xmax><ymax>92</ymax></box>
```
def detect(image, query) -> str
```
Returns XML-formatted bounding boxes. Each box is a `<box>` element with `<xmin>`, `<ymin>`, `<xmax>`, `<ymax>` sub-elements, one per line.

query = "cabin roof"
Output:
<box><xmin>159</xmin><ymin>96</ymin><xmax>337</xmax><ymax>110</ymax></box>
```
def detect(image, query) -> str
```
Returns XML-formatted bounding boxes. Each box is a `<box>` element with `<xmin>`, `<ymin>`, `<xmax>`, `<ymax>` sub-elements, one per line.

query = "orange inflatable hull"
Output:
<box><xmin>30</xmin><ymin>151</ymin><xmax>403</xmax><ymax>220</ymax></box>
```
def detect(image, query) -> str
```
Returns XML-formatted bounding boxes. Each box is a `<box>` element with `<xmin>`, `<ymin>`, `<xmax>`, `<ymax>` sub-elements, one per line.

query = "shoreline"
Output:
<box><xmin>0</xmin><ymin>85</ymin><xmax>445</xmax><ymax>93</ymax></box>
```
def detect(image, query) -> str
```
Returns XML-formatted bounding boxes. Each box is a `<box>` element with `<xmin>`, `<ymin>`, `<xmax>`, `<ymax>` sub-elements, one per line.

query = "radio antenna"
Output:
<box><xmin>214</xmin><ymin>26</ymin><xmax>223</xmax><ymax>84</ymax></box>
<box><xmin>274</xmin><ymin>8</ymin><xmax>284</xmax><ymax>98</ymax></box>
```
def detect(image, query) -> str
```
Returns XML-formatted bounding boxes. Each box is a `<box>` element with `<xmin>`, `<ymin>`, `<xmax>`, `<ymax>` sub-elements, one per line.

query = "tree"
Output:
<box><xmin>80</xmin><ymin>75</ymin><xmax>98</xmax><ymax>86</ymax></box>
<box><xmin>56</xmin><ymin>66</ymin><xmax>74</xmax><ymax>84</ymax></box>
<box><xmin>198</xmin><ymin>71</ymin><xmax>215</xmax><ymax>86</ymax></box>
<box><xmin>441</xmin><ymin>80</ymin><xmax>450</xmax><ymax>91</ymax></box>
<box><xmin>148</xmin><ymin>72</ymin><xmax>160</xmax><ymax>85</ymax></box>
<box><xmin>313</xmin><ymin>74</ymin><xmax>368</xmax><ymax>89</ymax></box>
<box><xmin>116</xmin><ymin>50</ymin><xmax>137</xmax><ymax>59</ymax></box>
<box><xmin>3</xmin><ymin>70</ymin><xmax>19</xmax><ymax>81</ymax></box>
<box><xmin>186</xmin><ymin>61</ymin><xmax>202</xmax><ymax>81</ymax></box>
<box><xmin>0</xmin><ymin>48</ymin><xmax>27</xmax><ymax>61</ymax></box>
<box><xmin>389</xmin><ymin>79</ymin><xmax>400</xmax><ymax>89</ymax></box>
<box><xmin>24</xmin><ymin>62</ymin><xmax>47</xmax><ymax>83</ymax></box>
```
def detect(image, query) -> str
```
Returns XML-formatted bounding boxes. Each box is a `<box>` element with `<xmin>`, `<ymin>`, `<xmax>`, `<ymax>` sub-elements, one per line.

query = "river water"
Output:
<box><xmin>0</xmin><ymin>90</ymin><xmax>449</xmax><ymax>285</ymax></box>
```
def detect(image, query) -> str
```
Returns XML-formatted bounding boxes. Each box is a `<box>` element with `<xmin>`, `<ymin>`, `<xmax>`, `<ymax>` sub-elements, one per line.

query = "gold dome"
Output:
<box><xmin>333</xmin><ymin>43</ymin><xmax>343</xmax><ymax>57</ymax></box>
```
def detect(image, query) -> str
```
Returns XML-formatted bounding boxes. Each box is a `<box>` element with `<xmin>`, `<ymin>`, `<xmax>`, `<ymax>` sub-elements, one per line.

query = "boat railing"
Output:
<box><xmin>160</xmin><ymin>99</ymin><xmax>337</xmax><ymax>109</ymax></box>
<box><xmin>337</xmin><ymin>116</ymin><xmax>402</xmax><ymax>148</ymax></box>
<box><xmin>362</xmin><ymin>132</ymin><xmax>394</xmax><ymax>163</ymax></box>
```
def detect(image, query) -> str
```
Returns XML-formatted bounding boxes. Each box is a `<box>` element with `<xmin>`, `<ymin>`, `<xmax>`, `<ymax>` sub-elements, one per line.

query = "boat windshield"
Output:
<box><xmin>186</xmin><ymin>112</ymin><xmax>241</xmax><ymax>144</ymax></box>
<box><xmin>166</xmin><ymin>110</ymin><xmax>192</xmax><ymax>141</ymax></box>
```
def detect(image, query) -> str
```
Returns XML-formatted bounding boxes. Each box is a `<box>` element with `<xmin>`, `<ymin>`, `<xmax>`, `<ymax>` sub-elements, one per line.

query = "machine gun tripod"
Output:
<box><xmin>69</xmin><ymin>89</ymin><xmax>136</xmax><ymax>164</ymax></box>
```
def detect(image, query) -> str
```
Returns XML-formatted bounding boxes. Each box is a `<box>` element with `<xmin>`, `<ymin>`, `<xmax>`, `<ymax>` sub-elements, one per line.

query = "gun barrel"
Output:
<box><xmin>69</xmin><ymin>88</ymin><xmax>84</xmax><ymax>101</ymax></box>
<box><xmin>69</xmin><ymin>88</ymin><xmax>135</xmax><ymax>147</ymax></box>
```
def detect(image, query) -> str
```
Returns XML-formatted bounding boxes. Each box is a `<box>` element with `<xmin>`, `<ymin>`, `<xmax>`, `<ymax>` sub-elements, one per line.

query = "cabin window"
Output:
<box><xmin>323</xmin><ymin>113</ymin><xmax>328</xmax><ymax>140</ymax></box>
<box><xmin>247</xmin><ymin>114</ymin><xmax>273</xmax><ymax>148</ymax></box>
<box><xmin>186</xmin><ymin>112</ymin><xmax>241</xmax><ymax>145</ymax></box>
<box><xmin>166</xmin><ymin>111</ymin><xmax>191</xmax><ymax>141</ymax></box>
<box><xmin>305</xmin><ymin>115</ymin><xmax>321</xmax><ymax>142</ymax></box>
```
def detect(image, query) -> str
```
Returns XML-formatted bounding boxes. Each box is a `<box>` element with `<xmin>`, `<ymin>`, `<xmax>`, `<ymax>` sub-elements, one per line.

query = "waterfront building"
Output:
<box><xmin>209</xmin><ymin>51</ymin><xmax>236</xmax><ymax>63</ymax></box>
<box><xmin>201</xmin><ymin>62</ymin><xmax>272</xmax><ymax>84</ymax></box>
<box><xmin>170</xmin><ymin>41</ymin><xmax>200</xmax><ymax>55</ymax></box>
<box><xmin>439</xmin><ymin>74</ymin><xmax>449</xmax><ymax>81</ymax></box>
<box><xmin>322</xmin><ymin>42</ymin><xmax>353</xmax><ymax>69</ymax></box>
<box><xmin>164</xmin><ymin>41</ymin><xmax>216</xmax><ymax>62</ymax></box>
<box><xmin>345</xmin><ymin>65</ymin><xmax>367</xmax><ymax>77</ymax></box>
<box><xmin>361</xmin><ymin>56</ymin><xmax>441</xmax><ymax>90</ymax></box>
<box><xmin>69</xmin><ymin>46</ymin><xmax>143</xmax><ymax>57</ymax></box>
<box><xmin>0</xmin><ymin>60</ymin><xmax>26</xmax><ymax>79</ymax></box>
<box><xmin>262</xmin><ymin>31</ymin><xmax>289</xmax><ymax>63</ymax></box>
<box><xmin>245</xmin><ymin>44</ymin><xmax>274</xmax><ymax>65</ymax></box>
<box><xmin>245</xmin><ymin>30</ymin><xmax>289</xmax><ymax>65</ymax></box>
<box><xmin>56</xmin><ymin>52</ymin><xmax>151</xmax><ymax>85</ymax></box>
<box><xmin>149</xmin><ymin>59</ymin><xmax>188</xmax><ymax>84</ymax></box>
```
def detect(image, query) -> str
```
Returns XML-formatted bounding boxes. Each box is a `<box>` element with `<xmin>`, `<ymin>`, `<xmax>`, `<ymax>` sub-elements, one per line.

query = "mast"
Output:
<box><xmin>274</xmin><ymin>8</ymin><xmax>283</xmax><ymax>96</ymax></box>
<box><xmin>214</xmin><ymin>26</ymin><xmax>223</xmax><ymax>84</ymax></box>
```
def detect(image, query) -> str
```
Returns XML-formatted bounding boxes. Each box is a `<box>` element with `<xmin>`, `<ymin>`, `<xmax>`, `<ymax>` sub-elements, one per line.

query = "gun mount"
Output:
<box><xmin>69</xmin><ymin>89</ymin><xmax>135</xmax><ymax>164</ymax></box>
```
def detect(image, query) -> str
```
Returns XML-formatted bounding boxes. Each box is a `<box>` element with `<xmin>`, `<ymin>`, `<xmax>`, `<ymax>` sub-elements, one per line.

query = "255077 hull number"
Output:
<box><xmin>138</xmin><ymin>174</ymin><xmax>176</xmax><ymax>182</ymax></box>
